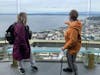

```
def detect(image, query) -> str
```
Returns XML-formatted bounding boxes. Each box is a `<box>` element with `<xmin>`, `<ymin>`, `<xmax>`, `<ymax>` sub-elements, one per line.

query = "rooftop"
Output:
<box><xmin>87</xmin><ymin>16</ymin><xmax>100</xmax><ymax>21</ymax></box>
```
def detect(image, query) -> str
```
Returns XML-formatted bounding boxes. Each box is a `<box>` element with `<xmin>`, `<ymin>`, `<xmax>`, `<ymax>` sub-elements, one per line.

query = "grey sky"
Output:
<box><xmin>0</xmin><ymin>0</ymin><xmax>100</xmax><ymax>13</ymax></box>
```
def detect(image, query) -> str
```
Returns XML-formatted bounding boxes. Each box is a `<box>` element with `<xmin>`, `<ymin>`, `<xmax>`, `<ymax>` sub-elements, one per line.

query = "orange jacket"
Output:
<box><xmin>63</xmin><ymin>20</ymin><xmax>82</xmax><ymax>55</ymax></box>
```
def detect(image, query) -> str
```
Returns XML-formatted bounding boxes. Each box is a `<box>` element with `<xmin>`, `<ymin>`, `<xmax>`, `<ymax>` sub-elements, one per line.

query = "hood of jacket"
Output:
<box><xmin>69</xmin><ymin>20</ymin><xmax>82</xmax><ymax>35</ymax></box>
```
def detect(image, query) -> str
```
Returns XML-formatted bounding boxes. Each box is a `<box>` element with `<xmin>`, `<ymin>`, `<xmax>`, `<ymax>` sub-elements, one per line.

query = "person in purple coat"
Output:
<box><xmin>13</xmin><ymin>12</ymin><xmax>38</xmax><ymax>74</ymax></box>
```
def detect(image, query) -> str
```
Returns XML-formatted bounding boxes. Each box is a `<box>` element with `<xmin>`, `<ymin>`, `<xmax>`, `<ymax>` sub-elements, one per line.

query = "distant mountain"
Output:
<box><xmin>0</xmin><ymin>11</ymin><xmax>100</xmax><ymax>15</ymax></box>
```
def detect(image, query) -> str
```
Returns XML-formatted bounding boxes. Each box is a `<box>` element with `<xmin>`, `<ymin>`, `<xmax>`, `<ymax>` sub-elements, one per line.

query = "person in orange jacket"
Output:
<box><xmin>62</xmin><ymin>10</ymin><xmax>82</xmax><ymax>75</ymax></box>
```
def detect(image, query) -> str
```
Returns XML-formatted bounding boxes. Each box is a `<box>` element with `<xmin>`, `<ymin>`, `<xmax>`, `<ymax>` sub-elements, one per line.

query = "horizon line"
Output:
<box><xmin>0</xmin><ymin>11</ymin><xmax>100</xmax><ymax>15</ymax></box>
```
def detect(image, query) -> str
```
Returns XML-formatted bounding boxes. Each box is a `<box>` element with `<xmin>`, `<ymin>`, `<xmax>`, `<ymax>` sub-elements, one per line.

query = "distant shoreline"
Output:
<box><xmin>0</xmin><ymin>12</ymin><xmax>100</xmax><ymax>15</ymax></box>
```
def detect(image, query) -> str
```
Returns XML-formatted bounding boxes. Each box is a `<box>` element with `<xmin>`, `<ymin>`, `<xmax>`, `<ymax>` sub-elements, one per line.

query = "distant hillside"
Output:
<box><xmin>0</xmin><ymin>11</ymin><xmax>100</xmax><ymax>15</ymax></box>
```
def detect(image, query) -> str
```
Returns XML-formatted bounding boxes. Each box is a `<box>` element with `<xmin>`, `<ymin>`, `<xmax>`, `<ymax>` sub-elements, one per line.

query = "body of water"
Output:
<box><xmin>0</xmin><ymin>14</ymin><xmax>86</xmax><ymax>37</ymax></box>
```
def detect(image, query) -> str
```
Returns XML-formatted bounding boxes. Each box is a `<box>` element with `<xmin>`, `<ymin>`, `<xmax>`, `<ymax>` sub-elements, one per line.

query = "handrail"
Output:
<box><xmin>0</xmin><ymin>40</ymin><xmax>100</xmax><ymax>48</ymax></box>
<box><xmin>0</xmin><ymin>40</ymin><xmax>100</xmax><ymax>45</ymax></box>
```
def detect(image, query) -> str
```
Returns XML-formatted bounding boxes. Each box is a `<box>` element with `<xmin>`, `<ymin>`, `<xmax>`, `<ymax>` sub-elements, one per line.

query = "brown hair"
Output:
<box><xmin>69</xmin><ymin>10</ymin><xmax>78</xmax><ymax>21</ymax></box>
<box><xmin>17</xmin><ymin>12</ymin><xmax>27</xmax><ymax>25</ymax></box>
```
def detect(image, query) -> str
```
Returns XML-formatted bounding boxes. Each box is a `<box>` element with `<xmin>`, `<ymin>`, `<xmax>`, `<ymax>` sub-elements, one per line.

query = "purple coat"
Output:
<box><xmin>13</xmin><ymin>23</ymin><xmax>30</xmax><ymax>61</ymax></box>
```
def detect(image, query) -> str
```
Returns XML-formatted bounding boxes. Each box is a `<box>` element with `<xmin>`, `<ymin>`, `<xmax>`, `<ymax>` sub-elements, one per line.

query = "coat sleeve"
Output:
<box><xmin>63</xmin><ymin>29</ymin><xmax>78</xmax><ymax>49</ymax></box>
<box><xmin>65</xmin><ymin>21</ymin><xmax>70</xmax><ymax>25</ymax></box>
<box><xmin>25</xmin><ymin>25</ymin><xmax>32</xmax><ymax>39</ymax></box>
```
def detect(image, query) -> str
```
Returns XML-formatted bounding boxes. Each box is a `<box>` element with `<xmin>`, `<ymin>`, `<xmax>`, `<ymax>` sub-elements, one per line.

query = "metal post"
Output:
<box><xmin>11</xmin><ymin>0</ymin><xmax>21</xmax><ymax>67</ymax></box>
<box><xmin>60</xmin><ymin>56</ymin><xmax>63</xmax><ymax>75</ymax></box>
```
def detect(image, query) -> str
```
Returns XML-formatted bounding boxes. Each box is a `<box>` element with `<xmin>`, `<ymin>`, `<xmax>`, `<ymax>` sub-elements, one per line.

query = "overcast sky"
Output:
<box><xmin>0</xmin><ymin>0</ymin><xmax>100</xmax><ymax>13</ymax></box>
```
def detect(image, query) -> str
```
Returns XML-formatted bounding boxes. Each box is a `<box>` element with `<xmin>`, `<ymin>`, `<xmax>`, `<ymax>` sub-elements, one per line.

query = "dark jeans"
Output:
<box><xmin>66</xmin><ymin>52</ymin><xmax>77</xmax><ymax>72</ymax></box>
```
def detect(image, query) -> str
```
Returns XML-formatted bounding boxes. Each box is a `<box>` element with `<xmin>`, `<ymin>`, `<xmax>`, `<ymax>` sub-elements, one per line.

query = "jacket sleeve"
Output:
<box><xmin>63</xmin><ymin>29</ymin><xmax>78</xmax><ymax>49</ymax></box>
<box><xmin>65</xmin><ymin>21</ymin><xmax>70</xmax><ymax>25</ymax></box>
<box><xmin>25</xmin><ymin>25</ymin><xmax>32</xmax><ymax>39</ymax></box>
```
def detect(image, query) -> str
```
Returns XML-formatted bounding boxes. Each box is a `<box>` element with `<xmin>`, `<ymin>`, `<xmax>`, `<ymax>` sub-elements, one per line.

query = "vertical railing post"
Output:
<box><xmin>11</xmin><ymin>0</ymin><xmax>21</xmax><ymax>67</ymax></box>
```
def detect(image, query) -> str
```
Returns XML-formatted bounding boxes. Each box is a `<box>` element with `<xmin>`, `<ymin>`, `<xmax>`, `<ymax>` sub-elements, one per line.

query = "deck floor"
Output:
<box><xmin>0</xmin><ymin>62</ymin><xmax>100</xmax><ymax>75</ymax></box>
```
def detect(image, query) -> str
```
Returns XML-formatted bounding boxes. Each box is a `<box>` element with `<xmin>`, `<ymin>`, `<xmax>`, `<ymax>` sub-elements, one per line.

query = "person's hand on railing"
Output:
<box><xmin>58</xmin><ymin>49</ymin><xmax>65</xmax><ymax>60</ymax></box>
<box><xmin>61</xmin><ymin>47</ymin><xmax>65</xmax><ymax>51</ymax></box>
